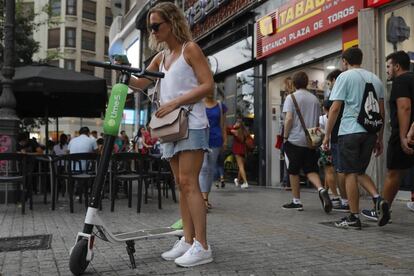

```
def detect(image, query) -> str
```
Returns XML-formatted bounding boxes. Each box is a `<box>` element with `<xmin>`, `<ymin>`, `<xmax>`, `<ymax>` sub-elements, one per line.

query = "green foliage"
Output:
<box><xmin>19</xmin><ymin>118</ymin><xmax>47</xmax><ymax>133</ymax></box>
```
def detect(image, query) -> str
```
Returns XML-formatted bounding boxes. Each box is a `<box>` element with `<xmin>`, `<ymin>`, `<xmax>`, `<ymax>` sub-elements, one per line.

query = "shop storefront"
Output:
<box><xmin>255</xmin><ymin>0</ymin><xmax>364</xmax><ymax>186</ymax></box>
<box><xmin>159</xmin><ymin>0</ymin><xmax>267</xmax><ymax>185</ymax></box>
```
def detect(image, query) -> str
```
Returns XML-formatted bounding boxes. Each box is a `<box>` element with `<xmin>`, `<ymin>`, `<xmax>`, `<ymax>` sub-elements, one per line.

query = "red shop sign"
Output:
<box><xmin>367</xmin><ymin>0</ymin><xmax>392</xmax><ymax>8</ymax></box>
<box><xmin>256</xmin><ymin>0</ymin><xmax>364</xmax><ymax>59</ymax></box>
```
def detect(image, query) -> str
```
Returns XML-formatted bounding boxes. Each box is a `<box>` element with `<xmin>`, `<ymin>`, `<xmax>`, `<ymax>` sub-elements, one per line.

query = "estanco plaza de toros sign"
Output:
<box><xmin>256</xmin><ymin>0</ymin><xmax>364</xmax><ymax>59</ymax></box>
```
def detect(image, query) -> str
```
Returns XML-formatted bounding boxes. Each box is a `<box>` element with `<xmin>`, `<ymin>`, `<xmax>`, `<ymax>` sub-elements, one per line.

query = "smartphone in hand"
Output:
<box><xmin>111</xmin><ymin>54</ymin><xmax>130</xmax><ymax>65</ymax></box>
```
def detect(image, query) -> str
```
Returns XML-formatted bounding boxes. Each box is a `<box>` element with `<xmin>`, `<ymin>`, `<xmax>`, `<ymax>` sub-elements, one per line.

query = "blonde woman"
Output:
<box><xmin>128</xmin><ymin>2</ymin><xmax>214</xmax><ymax>267</ymax></box>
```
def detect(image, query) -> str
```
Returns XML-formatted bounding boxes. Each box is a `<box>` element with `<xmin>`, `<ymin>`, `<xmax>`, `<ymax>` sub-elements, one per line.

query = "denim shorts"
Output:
<box><xmin>161</xmin><ymin>128</ymin><xmax>210</xmax><ymax>160</ymax></box>
<box><xmin>337</xmin><ymin>133</ymin><xmax>377</xmax><ymax>174</ymax></box>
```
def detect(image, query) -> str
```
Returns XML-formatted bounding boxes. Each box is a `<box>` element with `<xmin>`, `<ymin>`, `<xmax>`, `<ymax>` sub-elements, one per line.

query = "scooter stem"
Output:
<box><xmin>82</xmin><ymin>76</ymin><xmax>130</xmax><ymax>234</ymax></box>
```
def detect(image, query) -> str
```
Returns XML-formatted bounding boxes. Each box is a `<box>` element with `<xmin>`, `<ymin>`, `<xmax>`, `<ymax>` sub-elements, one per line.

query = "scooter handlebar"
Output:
<box><xmin>86</xmin><ymin>60</ymin><xmax>164</xmax><ymax>79</ymax></box>
<box><xmin>139</xmin><ymin>70</ymin><xmax>165</xmax><ymax>79</ymax></box>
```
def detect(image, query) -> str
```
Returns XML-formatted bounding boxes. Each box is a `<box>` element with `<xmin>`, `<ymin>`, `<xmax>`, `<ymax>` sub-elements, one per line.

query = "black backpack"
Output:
<box><xmin>356</xmin><ymin>72</ymin><xmax>383</xmax><ymax>133</ymax></box>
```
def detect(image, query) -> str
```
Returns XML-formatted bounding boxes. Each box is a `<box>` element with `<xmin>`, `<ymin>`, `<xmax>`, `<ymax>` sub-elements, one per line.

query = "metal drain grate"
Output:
<box><xmin>0</xmin><ymin>234</ymin><xmax>52</xmax><ymax>252</ymax></box>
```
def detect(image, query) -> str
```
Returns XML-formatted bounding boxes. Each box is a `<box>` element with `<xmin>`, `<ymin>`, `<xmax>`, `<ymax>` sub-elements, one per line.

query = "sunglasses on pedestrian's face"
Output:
<box><xmin>149</xmin><ymin>22</ymin><xmax>165</xmax><ymax>32</ymax></box>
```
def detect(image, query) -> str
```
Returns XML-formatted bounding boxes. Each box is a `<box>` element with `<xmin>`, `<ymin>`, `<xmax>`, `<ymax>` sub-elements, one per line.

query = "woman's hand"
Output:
<box><xmin>155</xmin><ymin>99</ymin><xmax>179</xmax><ymax>118</ymax></box>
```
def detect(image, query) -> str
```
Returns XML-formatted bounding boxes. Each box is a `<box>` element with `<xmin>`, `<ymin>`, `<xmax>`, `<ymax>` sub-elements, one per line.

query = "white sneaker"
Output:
<box><xmin>407</xmin><ymin>202</ymin><xmax>414</xmax><ymax>212</ymax></box>
<box><xmin>174</xmin><ymin>239</ymin><xmax>213</xmax><ymax>267</ymax></box>
<box><xmin>241</xmin><ymin>183</ymin><xmax>249</xmax><ymax>189</ymax></box>
<box><xmin>234</xmin><ymin>178</ymin><xmax>239</xmax><ymax>187</ymax></box>
<box><xmin>161</xmin><ymin>237</ymin><xmax>192</xmax><ymax>261</ymax></box>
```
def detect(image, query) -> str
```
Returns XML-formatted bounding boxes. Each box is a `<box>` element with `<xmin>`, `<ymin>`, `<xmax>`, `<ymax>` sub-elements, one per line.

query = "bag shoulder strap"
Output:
<box><xmin>290</xmin><ymin>93</ymin><xmax>312</xmax><ymax>141</ymax></box>
<box><xmin>150</xmin><ymin>52</ymin><xmax>165</xmax><ymax>107</ymax></box>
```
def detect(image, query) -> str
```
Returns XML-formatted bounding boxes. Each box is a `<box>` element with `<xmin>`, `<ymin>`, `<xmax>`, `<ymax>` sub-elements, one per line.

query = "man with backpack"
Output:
<box><xmin>322</xmin><ymin>47</ymin><xmax>390</xmax><ymax>229</ymax></box>
<box><xmin>362</xmin><ymin>51</ymin><xmax>414</xmax><ymax>221</ymax></box>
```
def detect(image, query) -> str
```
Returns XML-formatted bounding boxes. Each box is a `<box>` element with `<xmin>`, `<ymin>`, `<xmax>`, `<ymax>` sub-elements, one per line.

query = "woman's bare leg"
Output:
<box><xmin>235</xmin><ymin>155</ymin><xmax>247</xmax><ymax>183</ymax></box>
<box><xmin>178</xmin><ymin>150</ymin><xmax>208</xmax><ymax>249</ymax></box>
<box><xmin>169</xmin><ymin>155</ymin><xmax>194</xmax><ymax>244</ymax></box>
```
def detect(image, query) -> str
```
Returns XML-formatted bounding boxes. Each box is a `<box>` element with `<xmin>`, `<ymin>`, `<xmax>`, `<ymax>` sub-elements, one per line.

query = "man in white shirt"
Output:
<box><xmin>67</xmin><ymin>127</ymin><xmax>98</xmax><ymax>198</ymax></box>
<box><xmin>68</xmin><ymin>127</ymin><xmax>98</xmax><ymax>154</ymax></box>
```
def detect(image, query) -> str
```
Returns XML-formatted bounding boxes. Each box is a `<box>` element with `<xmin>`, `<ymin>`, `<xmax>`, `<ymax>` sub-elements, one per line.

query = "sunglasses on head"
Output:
<box><xmin>149</xmin><ymin>22</ymin><xmax>165</xmax><ymax>32</ymax></box>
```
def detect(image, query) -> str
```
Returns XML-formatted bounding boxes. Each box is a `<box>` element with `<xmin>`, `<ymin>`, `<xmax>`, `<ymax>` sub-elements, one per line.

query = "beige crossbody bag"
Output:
<box><xmin>148</xmin><ymin>51</ymin><xmax>192</xmax><ymax>144</ymax></box>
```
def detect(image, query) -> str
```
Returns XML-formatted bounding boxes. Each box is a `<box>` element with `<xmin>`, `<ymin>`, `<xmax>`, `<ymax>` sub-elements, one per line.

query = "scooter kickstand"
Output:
<box><xmin>126</xmin><ymin>240</ymin><xmax>136</xmax><ymax>269</ymax></box>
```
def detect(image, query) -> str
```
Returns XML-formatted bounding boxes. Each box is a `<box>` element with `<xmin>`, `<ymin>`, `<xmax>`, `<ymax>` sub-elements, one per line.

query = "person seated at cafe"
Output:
<box><xmin>68</xmin><ymin>127</ymin><xmax>97</xmax><ymax>154</ymax></box>
<box><xmin>53</xmin><ymin>133</ymin><xmax>69</xmax><ymax>156</ymax></box>
<box><xmin>16</xmin><ymin>133</ymin><xmax>43</xmax><ymax>154</ymax></box>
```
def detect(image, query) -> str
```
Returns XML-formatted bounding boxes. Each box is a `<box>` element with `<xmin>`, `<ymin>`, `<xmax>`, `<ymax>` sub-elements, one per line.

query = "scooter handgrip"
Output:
<box><xmin>87</xmin><ymin>60</ymin><xmax>111</xmax><ymax>68</ymax></box>
<box><xmin>143</xmin><ymin>70</ymin><xmax>165</xmax><ymax>79</ymax></box>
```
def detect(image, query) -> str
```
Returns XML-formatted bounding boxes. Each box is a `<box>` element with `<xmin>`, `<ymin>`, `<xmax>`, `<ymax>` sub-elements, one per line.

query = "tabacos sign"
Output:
<box><xmin>256</xmin><ymin>0</ymin><xmax>364</xmax><ymax>59</ymax></box>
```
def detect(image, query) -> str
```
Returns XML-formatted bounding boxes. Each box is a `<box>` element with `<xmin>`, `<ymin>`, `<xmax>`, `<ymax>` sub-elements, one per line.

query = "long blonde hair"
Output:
<box><xmin>147</xmin><ymin>2</ymin><xmax>193</xmax><ymax>51</ymax></box>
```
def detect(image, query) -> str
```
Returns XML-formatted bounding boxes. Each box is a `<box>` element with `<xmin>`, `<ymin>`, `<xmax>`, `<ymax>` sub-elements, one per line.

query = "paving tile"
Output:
<box><xmin>0</xmin><ymin>186</ymin><xmax>413</xmax><ymax>275</ymax></box>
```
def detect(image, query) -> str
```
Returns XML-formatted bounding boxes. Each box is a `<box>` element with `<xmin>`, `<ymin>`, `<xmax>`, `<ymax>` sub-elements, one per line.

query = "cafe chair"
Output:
<box><xmin>0</xmin><ymin>153</ymin><xmax>29</xmax><ymax>214</ymax></box>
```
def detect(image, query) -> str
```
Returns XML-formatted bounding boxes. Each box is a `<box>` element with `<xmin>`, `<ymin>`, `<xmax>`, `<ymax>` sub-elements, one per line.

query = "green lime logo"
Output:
<box><xmin>108</xmin><ymin>119</ymin><xmax>116</xmax><ymax>127</ymax></box>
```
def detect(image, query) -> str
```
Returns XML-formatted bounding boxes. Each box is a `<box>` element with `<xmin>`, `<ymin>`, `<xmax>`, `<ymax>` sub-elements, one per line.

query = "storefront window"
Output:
<box><xmin>209</xmin><ymin>37</ymin><xmax>252</xmax><ymax>75</ymax></box>
<box><xmin>236</xmin><ymin>68</ymin><xmax>254</xmax><ymax>119</ymax></box>
<box><xmin>216</xmin><ymin>66</ymin><xmax>258</xmax><ymax>184</ymax></box>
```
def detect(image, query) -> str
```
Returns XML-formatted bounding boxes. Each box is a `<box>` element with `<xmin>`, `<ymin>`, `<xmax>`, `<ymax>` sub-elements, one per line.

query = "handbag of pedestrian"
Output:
<box><xmin>148</xmin><ymin>52</ymin><xmax>192</xmax><ymax>144</ymax></box>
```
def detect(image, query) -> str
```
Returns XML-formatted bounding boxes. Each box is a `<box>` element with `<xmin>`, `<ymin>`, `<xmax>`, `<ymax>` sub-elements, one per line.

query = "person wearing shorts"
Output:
<box><xmin>128</xmin><ymin>2</ymin><xmax>214</xmax><ymax>267</ymax></box>
<box><xmin>323</xmin><ymin>47</ymin><xmax>389</xmax><ymax>229</ymax></box>
<box><xmin>282</xmin><ymin>71</ymin><xmax>332</xmax><ymax>213</ymax></box>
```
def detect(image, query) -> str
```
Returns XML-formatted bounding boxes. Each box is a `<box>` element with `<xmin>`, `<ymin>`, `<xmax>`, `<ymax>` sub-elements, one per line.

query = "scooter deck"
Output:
<box><xmin>113</xmin><ymin>227</ymin><xmax>183</xmax><ymax>241</ymax></box>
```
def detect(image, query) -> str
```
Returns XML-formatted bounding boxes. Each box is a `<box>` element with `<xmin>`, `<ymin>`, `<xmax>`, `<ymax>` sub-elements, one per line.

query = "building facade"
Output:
<box><xmin>23</xmin><ymin>0</ymin><xmax>118</xmax><ymax>141</ymax></box>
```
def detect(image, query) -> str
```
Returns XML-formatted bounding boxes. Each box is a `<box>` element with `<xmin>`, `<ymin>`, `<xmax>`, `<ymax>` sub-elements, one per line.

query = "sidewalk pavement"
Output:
<box><xmin>1</xmin><ymin>184</ymin><xmax>413</xmax><ymax>276</ymax></box>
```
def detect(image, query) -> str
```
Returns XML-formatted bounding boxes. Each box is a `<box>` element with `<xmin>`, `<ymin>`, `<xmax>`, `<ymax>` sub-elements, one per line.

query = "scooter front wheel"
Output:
<box><xmin>69</xmin><ymin>239</ymin><xmax>90</xmax><ymax>275</ymax></box>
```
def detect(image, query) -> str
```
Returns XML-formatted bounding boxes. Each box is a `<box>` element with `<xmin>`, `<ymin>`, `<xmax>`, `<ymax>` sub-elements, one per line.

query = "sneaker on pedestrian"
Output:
<box><xmin>331</xmin><ymin>198</ymin><xmax>341</xmax><ymax>209</ymax></box>
<box><xmin>361</xmin><ymin>209</ymin><xmax>393</xmax><ymax>224</ymax></box>
<box><xmin>174</xmin><ymin>239</ymin><xmax>213</xmax><ymax>267</ymax></box>
<box><xmin>332</xmin><ymin>204</ymin><xmax>350</xmax><ymax>213</ymax></box>
<box><xmin>161</xmin><ymin>237</ymin><xmax>192</xmax><ymax>261</ymax></box>
<box><xmin>318</xmin><ymin>188</ymin><xmax>332</xmax><ymax>213</ymax></box>
<box><xmin>221</xmin><ymin>180</ymin><xmax>225</xmax><ymax>188</ymax></box>
<box><xmin>334</xmin><ymin>215</ymin><xmax>361</xmax><ymax>230</ymax></box>
<box><xmin>407</xmin><ymin>201</ymin><xmax>414</xmax><ymax>212</ymax></box>
<box><xmin>377</xmin><ymin>199</ymin><xmax>390</xmax><ymax>227</ymax></box>
<box><xmin>361</xmin><ymin>209</ymin><xmax>378</xmax><ymax>221</ymax></box>
<box><xmin>282</xmin><ymin>202</ymin><xmax>303</xmax><ymax>211</ymax></box>
<box><xmin>234</xmin><ymin>178</ymin><xmax>239</xmax><ymax>187</ymax></box>
<box><xmin>241</xmin><ymin>182</ymin><xmax>249</xmax><ymax>189</ymax></box>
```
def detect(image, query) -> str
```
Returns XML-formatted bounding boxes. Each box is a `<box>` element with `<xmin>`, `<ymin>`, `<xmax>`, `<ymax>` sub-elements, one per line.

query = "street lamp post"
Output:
<box><xmin>0</xmin><ymin>0</ymin><xmax>19</xmax><ymax>153</ymax></box>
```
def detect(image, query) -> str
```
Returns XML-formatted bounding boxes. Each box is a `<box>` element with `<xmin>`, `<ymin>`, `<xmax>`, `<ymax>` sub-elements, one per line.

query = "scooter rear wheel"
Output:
<box><xmin>69</xmin><ymin>239</ymin><xmax>90</xmax><ymax>275</ymax></box>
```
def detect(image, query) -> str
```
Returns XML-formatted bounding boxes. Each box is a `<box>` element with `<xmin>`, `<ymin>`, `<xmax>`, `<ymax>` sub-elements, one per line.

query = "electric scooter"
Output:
<box><xmin>68</xmin><ymin>60</ymin><xmax>183</xmax><ymax>276</ymax></box>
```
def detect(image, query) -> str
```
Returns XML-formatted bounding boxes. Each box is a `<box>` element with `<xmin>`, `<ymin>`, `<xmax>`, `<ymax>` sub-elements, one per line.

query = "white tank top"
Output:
<box><xmin>159</xmin><ymin>44</ymin><xmax>209</xmax><ymax>129</ymax></box>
